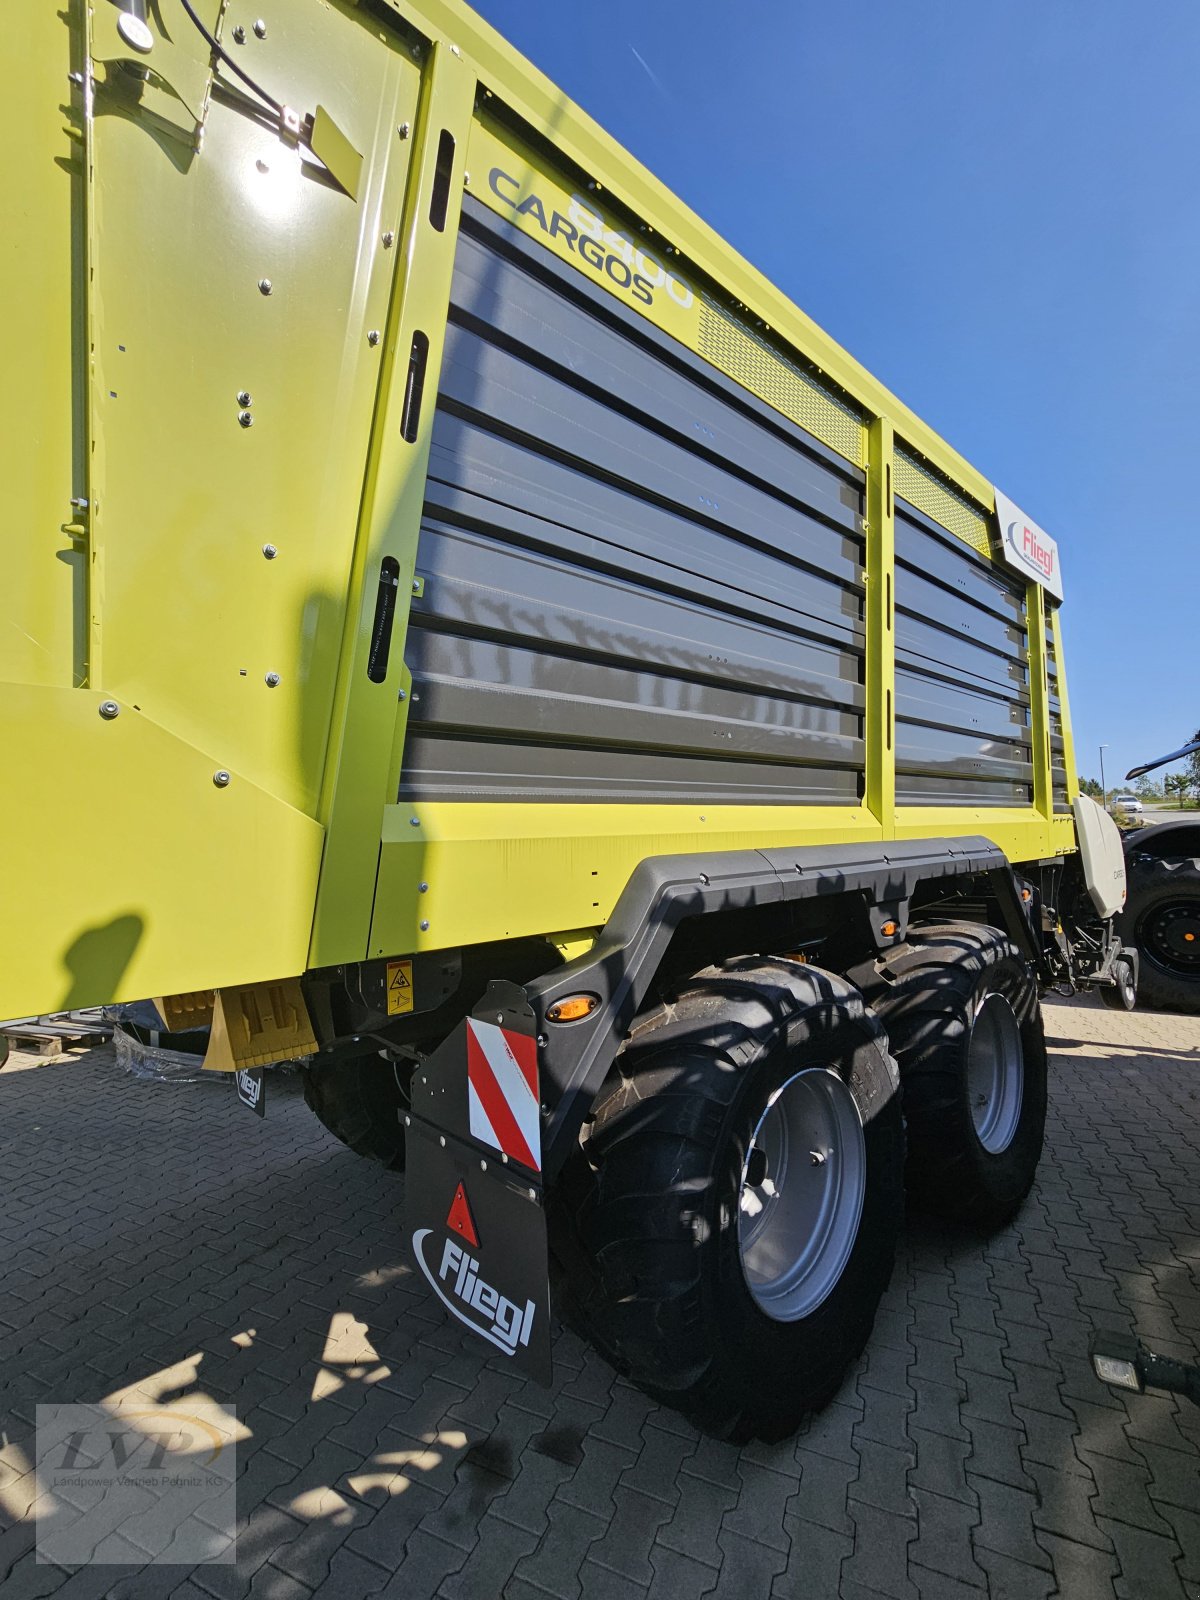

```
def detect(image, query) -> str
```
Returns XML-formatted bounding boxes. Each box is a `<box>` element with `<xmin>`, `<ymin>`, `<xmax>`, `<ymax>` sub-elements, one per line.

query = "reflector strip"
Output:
<box><xmin>466</xmin><ymin>1019</ymin><xmax>541</xmax><ymax>1171</ymax></box>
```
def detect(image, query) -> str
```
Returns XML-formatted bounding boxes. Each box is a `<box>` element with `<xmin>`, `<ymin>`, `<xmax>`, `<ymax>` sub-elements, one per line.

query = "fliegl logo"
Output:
<box><xmin>1013</xmin><ymin>521</ymin><xmax>1055</xmax><ymax>582</ymax></box>
<box><xmin>487</xmin><ymin>167</ymin><xmax>695</xmax><ymax>316</ymax></box>
<box><xmin>994</xmin><ymin>487</ymin><xmax>1064</xmax><ymax>600</ymax></box>
<box><xmin>412</xmin><ymin>1228</ymin><xmax>537</xmax><ymax>1357</ymax></box>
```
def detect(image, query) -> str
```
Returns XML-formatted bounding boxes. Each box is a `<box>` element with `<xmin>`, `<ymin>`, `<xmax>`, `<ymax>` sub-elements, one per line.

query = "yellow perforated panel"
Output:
<box><xmin>894</xmin><ymin>448</ymin><xmax>992</xmax><ymax>557</ymax></box>
<box><xmin>698</xmin><ymin>299</ymin><xmax>865</xmax><ymax>466</ymax></box>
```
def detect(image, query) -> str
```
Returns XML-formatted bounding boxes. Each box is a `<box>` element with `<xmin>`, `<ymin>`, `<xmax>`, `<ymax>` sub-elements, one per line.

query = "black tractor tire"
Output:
<box><xmin>552</xmin><ymin>958</ymin><xmax>905</xmax><ymax>1442</ymax></box>
<box><xmin>1098</xmin><ymin>955</ymin><xmax>1137</xmax><ymax>1012</ymax></box>
<box><xmin>863</xmin><ymin>922</ymin><xmax>1047</xmax><ymax>1231</ymax></box>
<box><xmin>301</xmin><ymin>1054</ymin><xmax>411</xmax><ymax>1170</ymax></box>
<box><xmin>1124</xmin><ymin>862</ymin><xmax>1200</xmax><ymax>1012</ymax></box>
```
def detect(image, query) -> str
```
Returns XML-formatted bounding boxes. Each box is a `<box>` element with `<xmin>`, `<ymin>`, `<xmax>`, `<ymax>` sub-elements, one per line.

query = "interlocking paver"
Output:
<box><xmin>910</xmin><ymin>1487</ymin><xmax>986</xmax><ymax>1588</ymax></box>
<box><xmin>773</xmin><ymin>1516</ymin><xmax>853</xmax><ymax>1599</ymax></box>
<box><xmin>511</xmin><ymin>1498</ymin><xmax>607</xmax><ymax>1599</ymax></box>
<box><xmin>1079</xmin><ymin>1446</ymin><xmax>1177</xmax><ymax>1537</ymax></box>
<box><xmin>841</xmin><ymin>1500</ymin><xmax>919</xmax><ymax>1599</ymax></box>
<box><xmin>909</xmin><ymin>1426</ymin><xmax>976</xmax><ymax>1506</ymax></box>
<box><xmin>1098</xmin><ymin>1516</ymin><xmax>1188</xmax><ymax>1600</ymax></box>
<box><xmin>968</xmin><ymin>1475</ymin><xmax>1051</xmax><ymax>1572</ymax></box>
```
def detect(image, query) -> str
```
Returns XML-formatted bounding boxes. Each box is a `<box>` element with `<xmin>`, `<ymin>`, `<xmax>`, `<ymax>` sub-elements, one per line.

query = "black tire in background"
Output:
<box><xmin>301</xmin><ymin>1054</ymin><xmax>411</xmax><ymax>1170</ymax></box>
<box><xmin>863</xmin><ymin>922</ymin><xmax>1047</xmax><ymax>1231</ymax></box>
<box><xmin>1098</xmin><ymin>955</ymin><xmax>1137</xmax><ymax>1012</ymax></box>
<box><xmin>552</xmin><ymin>958</ymin><xmax>905</xmax><ymax>1442</ymax></box>
<box><xmin>1124</xmin><ymin>859</ymin><xmax>1200</xmax><ymax>1012</ymax></box>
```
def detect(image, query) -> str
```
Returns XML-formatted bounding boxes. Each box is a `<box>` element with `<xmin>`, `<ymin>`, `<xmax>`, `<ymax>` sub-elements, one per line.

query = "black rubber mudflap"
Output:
<box><xmin>405</xmin><ymin>1015</ymin><xmax>553</xmax><ymax>1384</ymax></box>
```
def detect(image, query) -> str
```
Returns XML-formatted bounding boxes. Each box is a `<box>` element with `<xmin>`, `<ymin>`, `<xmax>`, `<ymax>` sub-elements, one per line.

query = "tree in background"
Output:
<box><xmin>1077</xmin><ymin>776</ymin><xmax>1103</xmax><ymax>799</ymax></box>
<box><xmin>1165</xmin><ymin>772</ymin><xmax>1193</xmax><ymax>806</ymax></box>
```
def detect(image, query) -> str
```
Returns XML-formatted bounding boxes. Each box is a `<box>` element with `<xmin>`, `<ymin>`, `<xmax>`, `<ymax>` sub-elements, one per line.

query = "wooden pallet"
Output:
<box><xmin>1</xmin><ymin>1010</ymin><xmax>112</xmax><ymax>1059</ymax></box>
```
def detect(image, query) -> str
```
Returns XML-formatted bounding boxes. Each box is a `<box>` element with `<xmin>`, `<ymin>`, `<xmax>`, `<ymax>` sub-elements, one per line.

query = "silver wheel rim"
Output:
<box><xmin>737</xmin><ymin>1068</ymin><xmax>866</xmax><ymax>1322</ymax></box>
<box><xmin>966</xmin><ymin>993</ymin><xmax>1024</xmax><ymax>1154</ymax></box>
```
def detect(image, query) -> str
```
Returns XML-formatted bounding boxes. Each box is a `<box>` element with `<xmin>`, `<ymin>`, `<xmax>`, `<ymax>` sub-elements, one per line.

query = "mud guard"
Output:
<box><xmin>405</xmin><ymin>1001</ymin><xmax>552</xmax><ymax>1384</ymax></box>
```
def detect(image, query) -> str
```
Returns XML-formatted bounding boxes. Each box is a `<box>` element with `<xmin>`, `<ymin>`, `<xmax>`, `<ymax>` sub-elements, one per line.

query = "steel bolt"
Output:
<box><xmin>265</xmin><ymin>672</ymin><xmax>280</xmax><ymax>687</ymax></box>
<box><xmin>232</xmin><ymin>24</ymin><xmax>246</xmax><ymax>43</ymax></box>
<box><xmin>398</xmin><ymin>688</ymin><xmax>406</xmax><ymax>701</ymax></box>
<box><xmin>238</xmin><ymin>410</ymin><xmax>254</xmax><ymax>428</ymax></box>
<box><xmin>439</xmin><ymin>1135</ymin><xmax>446</xmax><ymax>1148</ymax></box>
<box><xmin>418</xmin><ymin>882</ymin><xmax>428</xmax><ymax>893</ymax></box>
<box><xmin>409</xmin><ymin>816</ymin><xmax>420</xmax><ymax>827</ymax></box>
<box><xmin>258</xmin><ymin>277</ymin><xmax>273</xmax><ymax>295</ymax></box>
<box><xmin>420</xmin><ymin>919</ymin><xmax>430</xmax><ymax>932</ymax></box>
<box><xmin>213</xmin><ymin>770</ymin><xmax>231</xmax><ymax>787</ymax></box>
<box><xmin>382</xmin><ymin>230</ymin><xmax>395</xmax><ymax>248</ymax></box>
<box><xmin>397</xmin><ymin>121</ymin><xmax>411</xmax><ymax>138</ymax></box>
<box><xmin>262</xmin><ymin>543</ymin><xmax>277</xmax><ymax>559</ymax></box>
<box><xmin>253</xmin><ymin>18</ymin><xmax>267</xmax><ymax>38</ymax></box>
<box><xmin>479</xmin><ymin>1158</ymin><xmax>487</xmax><ymax>1171</ymax></box>
<box><xmin>99</xmin><ymin>700</ymin><xmax>120</xmax><ymax>720</ymax></box>
<box><xmin>367</xmin><ymin>329</ymin><xmax>381</xmax><ymax>347</ymax></box>
<box><xmin>810</xmin><ymin>1150</ymin><xmax>827</xmax><ymax>1166</ymax></box>
<box><xmin>237</xmin><ymin>390</ymin><xmax>252</xmax><ymax>406</ymax></box>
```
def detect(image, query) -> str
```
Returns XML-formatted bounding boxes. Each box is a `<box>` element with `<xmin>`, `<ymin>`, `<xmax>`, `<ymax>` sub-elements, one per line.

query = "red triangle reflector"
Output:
<box><xmin>446</xmin><ymin>1182</ymin><xmax>479</xmax><ymax>1248</ymax></box>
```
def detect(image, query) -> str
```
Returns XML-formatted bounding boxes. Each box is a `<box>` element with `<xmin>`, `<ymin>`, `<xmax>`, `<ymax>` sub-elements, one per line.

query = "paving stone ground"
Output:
<box><xmin>1</xmin><ymin>993</ymin><xmax>1198</xmax><ymax>1599</ymax></box>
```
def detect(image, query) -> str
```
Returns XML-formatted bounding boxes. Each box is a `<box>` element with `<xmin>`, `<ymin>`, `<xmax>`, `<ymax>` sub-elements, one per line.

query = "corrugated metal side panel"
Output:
<box><xmin>1046</xmin><ymin>613</ymin><xmax>1071</xmax><ymax>812</ymax></box>
<box><xmin>894</xmin><ymin>499</ymin><xmax>1033</xmax><ymax>807</ymax></box>
<box><xmin>401</xmin><ymin>198</ymin><xmax>866</xmax><ymax>805</ymax></box>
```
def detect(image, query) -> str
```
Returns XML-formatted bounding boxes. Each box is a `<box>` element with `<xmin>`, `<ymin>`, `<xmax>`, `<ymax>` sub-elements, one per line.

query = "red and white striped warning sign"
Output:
<box><xmin>465</xmin><ymin>1019</ymin><xmax>541</xmax><ymax>1172</ymax></box>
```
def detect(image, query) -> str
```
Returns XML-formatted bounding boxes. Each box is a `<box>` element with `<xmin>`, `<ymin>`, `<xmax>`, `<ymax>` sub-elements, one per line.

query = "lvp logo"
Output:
<box><xmin>412</xmin><ymin>1181</ymin><xmax>537</xmax><ymax>1357</ymax></box>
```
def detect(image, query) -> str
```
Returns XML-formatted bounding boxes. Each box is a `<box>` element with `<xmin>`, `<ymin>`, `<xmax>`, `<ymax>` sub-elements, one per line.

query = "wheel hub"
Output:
<box><xmin>737</xmin><ymin>1068</ymin><xmax>866</xmax><ymax>1322</ymax></box>
<box><xmin>1143</xmin><ymin>902</ymin><xmax>1200</xmax><ymax>976</ymax></box>
<box><xmin>966</xmin><ymin>992</ymin><xmax>1024</xmax><ymax>1154</ymax></box>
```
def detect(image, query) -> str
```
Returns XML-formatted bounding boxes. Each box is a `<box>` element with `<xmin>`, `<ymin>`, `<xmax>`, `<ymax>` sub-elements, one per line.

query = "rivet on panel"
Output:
<box><xmin>99</xmin><ymin>701</ymin><xmax>120</xmax><ymax>720</ymax></box>
<box><xmin>367</xmin><ymin>330</ymin><xmax>381</xmax><ymax>346</ymax></box>
<box><xmin>420</xmin><ymin>920</ymin><xmax>430</xmax><ymax>932</ymax></box>
<box><xmin>238</xmin><ymin>410</ymin><xmax>254</xmax><ymax>428</ymax></box>
<box><xmin>397</xmin><ymin>121</ymin><xmax>411</xmax><ymax>138</ymax></box>
<box><xmin>418</xmin><ymin>882</ymin><xmax>428</xmax><ymax>893</ymax></box>
<box><xmin>262</xmin><ymin>543</ymin><xmax>277</xmax><ymax>559</ymax></box>
<box><xmin>213</xmin><ymin>770</ymin><xmax>231</xmax><ymax>787</ymax></box>
<box><xmin>253</xmin><ymin>18</ymin><xmax>267</xmax><ymax>38</ymax></box>
<box><xmin>265</xmin><ymin>672</ymin><xmax>280</xmax><ymax>687</ymax></box>
<box><xmin>382</xmin><ymin>230</ymin><xmax>395</xmax><ymax>248</ymax></box>
<box><xmin>258</xmin><ymin>278</ymin><xmax>273</xmax><ymax>295</ymax></box>
<box><xmin>232</xmin><ymin>24</ymin><xmax>246</xmax><ymax>44</ymax></box>
<box><xmin>410</xmin><ymin>816</ymin><xmax>420</xmax><ymax>827</ymax></box>
<box><xmin>237</xmin><ymin>390</ymin><xmax>252</xmax><ymax>406</ymax></box>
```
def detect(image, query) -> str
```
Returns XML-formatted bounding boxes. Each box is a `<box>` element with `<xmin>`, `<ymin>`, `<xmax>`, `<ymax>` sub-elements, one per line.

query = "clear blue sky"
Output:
<box><xmin>471</xmin><ymin>0</ymin><xmax>1198</xmax><ymax>792</ymax></box>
